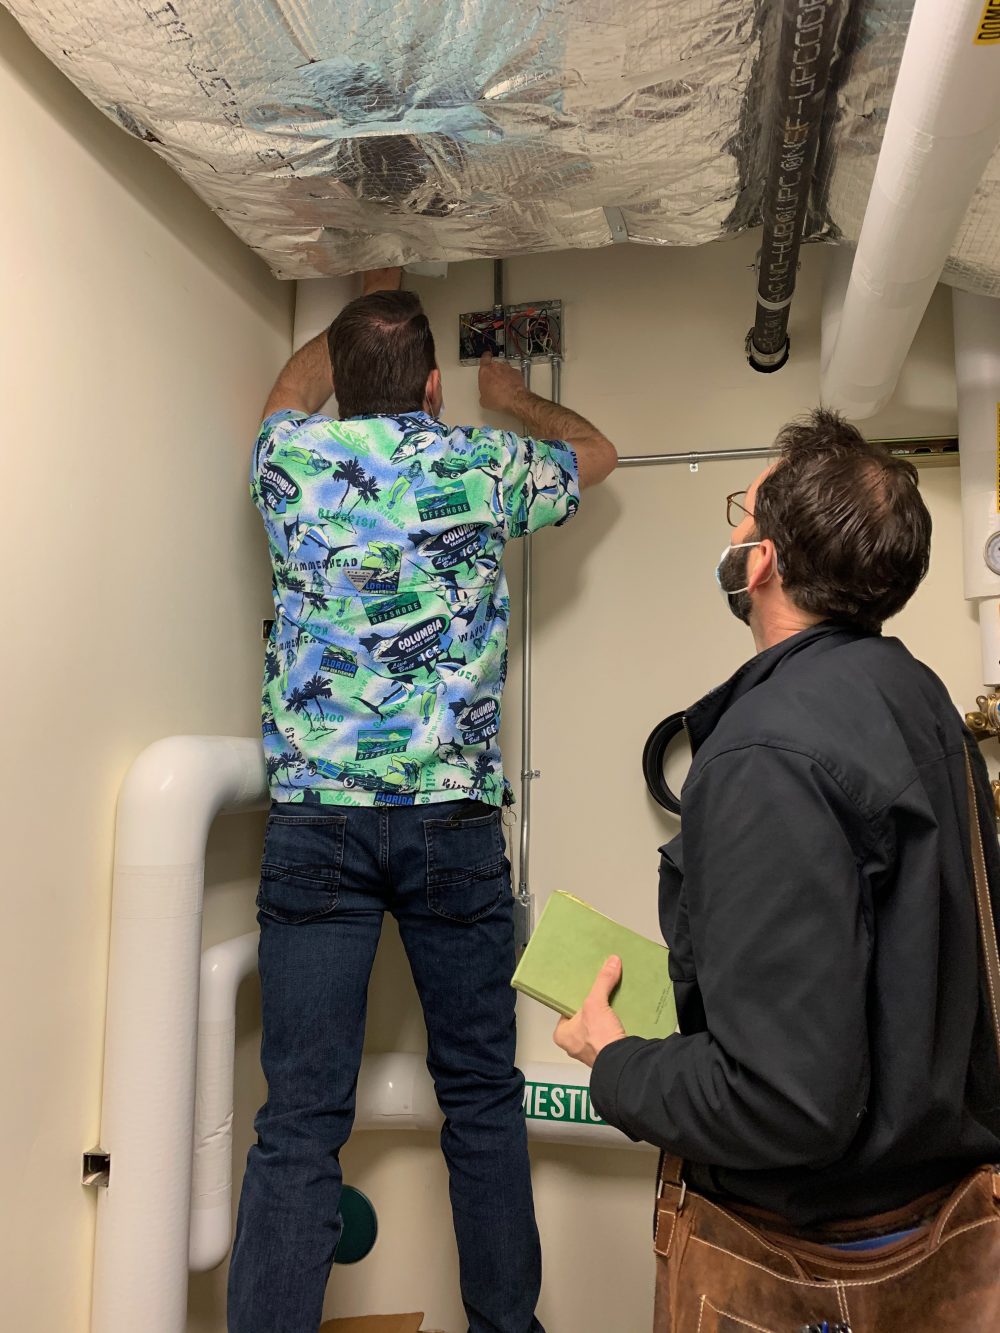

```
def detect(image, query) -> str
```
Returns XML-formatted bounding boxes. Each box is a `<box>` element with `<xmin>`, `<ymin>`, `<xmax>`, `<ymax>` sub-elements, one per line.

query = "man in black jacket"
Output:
<box><xmin>556</xmin><ymin>409</ymin><xmax>1000</xmax><ymax>1232</ymax></box>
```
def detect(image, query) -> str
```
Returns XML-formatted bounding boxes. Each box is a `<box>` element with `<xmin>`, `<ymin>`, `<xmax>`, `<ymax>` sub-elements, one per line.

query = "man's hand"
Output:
<box><xmin>479</xmin><ymin>350</ymin><xmax>528</xmax><ymax>414</ymax></box>
<box><xmin>553</xmin><ymin>956</ymin><xmax>627</xmax><ymax>1068</ymax></box>
<box><xmin>478</xmin><ymin>350</ymin><xmax>617</xmax><ymax>488</ymax></box>
<box><xmin>361</xmin><ymin>267</ymin><xmax>403</xmax><ymax>296</ymax></box>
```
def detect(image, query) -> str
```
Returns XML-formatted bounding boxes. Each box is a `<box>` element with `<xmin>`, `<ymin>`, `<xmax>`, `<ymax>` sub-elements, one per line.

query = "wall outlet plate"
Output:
<box><xmin>459</xmin><ymin>299</ymin><xmax>563</xmax><ymax>365</ymax></box>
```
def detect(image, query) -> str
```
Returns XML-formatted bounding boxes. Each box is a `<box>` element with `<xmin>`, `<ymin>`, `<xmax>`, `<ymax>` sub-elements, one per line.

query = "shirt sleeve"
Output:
<box><xmin>252</xmin><ymin>409</ymin><xmax>309</xmax><ymax>472</ymax></box>
<box><xmin>589</xmin><ymin>743</ymin><xmax>876</xmax><ymax>1170</ymax></box>
<box><xmin>500</xmin><ymin>431</ymin><xmax>580</xmax><ymax>538</ymax></box>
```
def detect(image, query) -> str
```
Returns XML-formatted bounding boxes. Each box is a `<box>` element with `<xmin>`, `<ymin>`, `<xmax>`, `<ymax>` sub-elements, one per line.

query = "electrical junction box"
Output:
<box><xmin>459</xmin><ymin>299</ymin><xmax>563</xmax><ymax>365</ymax></box>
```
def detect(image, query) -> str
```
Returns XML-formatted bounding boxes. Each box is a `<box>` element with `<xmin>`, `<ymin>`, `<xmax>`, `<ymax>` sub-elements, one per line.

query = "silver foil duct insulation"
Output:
<box><xmin>4</xmin><ymin>0</ymin><xmax>999</xmax><ymax>290</ymax></box>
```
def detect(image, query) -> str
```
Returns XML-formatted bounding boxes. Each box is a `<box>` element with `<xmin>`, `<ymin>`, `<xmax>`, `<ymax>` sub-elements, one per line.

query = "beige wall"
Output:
<box><xmin>1</xmin><ymin>12</ymin><xmax>982</xmax><ymax>1330</ymax></box>
<box><xmin>0</xmin><ymin>12</ymin><xmax>291</xmax><ymax>1330</ymax></box>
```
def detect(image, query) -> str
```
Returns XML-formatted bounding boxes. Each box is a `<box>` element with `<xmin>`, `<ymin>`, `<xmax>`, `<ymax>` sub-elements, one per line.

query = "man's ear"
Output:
<box><xmin>748</xmin><ymin>538</ymin><xmax>779</xmax><ymax>593</ymax></box>
<box><xmin>424</xmin><ymin>368</ymin><xmax>442</xmax><ymax>416</ymax></box>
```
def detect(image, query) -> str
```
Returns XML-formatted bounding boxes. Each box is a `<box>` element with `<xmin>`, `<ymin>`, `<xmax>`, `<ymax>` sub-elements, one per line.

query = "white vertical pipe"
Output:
<box><xmin>979</xmin><ymin>599</ymin><xmax>1000</xmax><ymax>690</ymax></box>
<box><xmin>293</xmin><ymin>276</ymin><xmax>355</xmax><ymax>351</ymax></box>
<box><xmin>92</xmin><ymin>737</ymin><xmax>266</xmax><ymax>1333</ymax></box>
<box><xmin>821</xmin><ymin>0</ymin><xmax>1000</xmax><ymax>419</ymax></box>
<box><xmin>189</xmin><ymin>931</ymin><xmax>261</xmax><ymax>1273</ymax></box>
<box><xmin>954</xmin><ymin>290</ymin><xmax>1000</xmax><ymax>687</ymax></box>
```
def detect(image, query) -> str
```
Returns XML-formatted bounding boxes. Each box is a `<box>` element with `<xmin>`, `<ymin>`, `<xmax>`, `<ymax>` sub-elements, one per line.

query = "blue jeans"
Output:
<box><xmin>228</xmin><ymin>799</ymin><xmax>543</xmax><ymax>1333</ymax></box>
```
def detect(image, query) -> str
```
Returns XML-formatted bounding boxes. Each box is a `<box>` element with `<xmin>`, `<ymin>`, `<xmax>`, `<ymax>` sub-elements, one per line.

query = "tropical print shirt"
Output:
<box><xmin>251</xmin><ymin>410</ymin><xmax>579</xmax><ymax>806</ymax></box>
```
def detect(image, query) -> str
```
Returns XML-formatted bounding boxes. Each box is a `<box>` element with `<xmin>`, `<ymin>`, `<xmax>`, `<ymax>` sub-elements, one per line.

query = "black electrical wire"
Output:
<box><xmin>641</xmin><ymin>711</ymin><xmax>688</xmax><ymax>815</ymax></box>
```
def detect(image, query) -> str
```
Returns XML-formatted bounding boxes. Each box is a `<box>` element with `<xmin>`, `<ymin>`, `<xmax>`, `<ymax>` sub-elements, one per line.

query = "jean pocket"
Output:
<box><xmin>257</xmin><ymin>808</ymin><xmax>347</xmax><ymax>924</ymax></box>
<box><xmin>425</xmin><ymin>805</ymin><xmax>507</xmax><ymax>923</ymax></box>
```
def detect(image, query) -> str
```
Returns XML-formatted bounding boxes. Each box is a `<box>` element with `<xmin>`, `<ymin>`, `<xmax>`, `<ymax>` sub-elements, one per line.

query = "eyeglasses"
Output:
<box><xmin>726</xmin><ymin>490</ymin><xmax>753</xmax><ymax>527</ymax></box>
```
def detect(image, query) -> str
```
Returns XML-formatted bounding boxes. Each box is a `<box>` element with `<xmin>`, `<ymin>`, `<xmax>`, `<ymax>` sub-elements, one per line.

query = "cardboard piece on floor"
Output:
<box><xmin>319</xmin><ymin>1315</ymin><xmax>425</xmax><ymax>1333</ymax></box>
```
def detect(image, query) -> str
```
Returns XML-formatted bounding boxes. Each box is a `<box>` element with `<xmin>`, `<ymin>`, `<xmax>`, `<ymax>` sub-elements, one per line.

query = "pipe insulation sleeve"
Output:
<box><xmin>189</xmin><ymin>930</ymin><xmax>261</xmax><ymax>1272</ymax></box>
<box><xmin>747</xmin><ymin>0</ymin><xmax>844</xmax><ymax>371</ymax></box>
<box><xmin>979</xmin><ymin>599</ymin><xmax>1000</xmax><ymax>691</ymax></box>
<box><xmin>93</xmin><ymin>737</ymin><xmax>266</xmax><ymax>1333</ymax></box>
<box><xmin>821</xmin><ymin>0</ymin><xmax>1000</xmax><ymax>418</ymax></box>
<box><xmin>953</xmin><ymin>290</ymin><xmax>1000</xmax><ymax>606</ymax></box>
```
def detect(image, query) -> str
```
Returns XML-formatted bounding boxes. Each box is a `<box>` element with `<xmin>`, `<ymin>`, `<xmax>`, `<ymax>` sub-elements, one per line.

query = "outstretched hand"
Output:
<box><xmin>553</xmin><ymin>956</ymin><xmax>627</xmax><ymax>1068</ymax></box>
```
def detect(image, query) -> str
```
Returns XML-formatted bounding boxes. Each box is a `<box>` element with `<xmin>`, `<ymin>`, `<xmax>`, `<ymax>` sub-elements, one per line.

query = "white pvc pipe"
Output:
<box><xmin>821</xmin><ymin>0</ymin><xmax>1000</xmax><ymax>419</ymax></box>
<box><xmin>92</xmin><ymin>737</ymin><xmax>266</xmax><ymax>1333</ymax></box>
<box><xmin>978</xmin><ymin>599</ymin><xmax>1000</xmax><ymax>690</ymax></box>
<box><xmin>189</xmin><ymin>931</ymin><xmax>260</xmax><ymax>1272</ymax></box>
<box><xmin>355</xmin><ymin>1051</ymin><xmax>644</xmax><ymax>1150</ymax></box>
<box><xmin>293</xmin><ymin>275</ymin><xmax>354</xmax><ymax>351</ymax></box>
<box><xmin>954</xmin><ymin>289</ymin><xmax>1000</xmax><ymax>686</ymax></box>
<box><xmin>186</xmin><ymin>951</ymin><xmax>648</xmax><ymax>1274</ymax></box>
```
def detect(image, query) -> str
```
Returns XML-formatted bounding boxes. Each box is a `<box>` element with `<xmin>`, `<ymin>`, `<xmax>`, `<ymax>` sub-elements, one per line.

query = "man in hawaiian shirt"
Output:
<box><xmin>229</xmin><ymin>268</ymin><xmax>617</xmax><ymax>1333</ymax></box>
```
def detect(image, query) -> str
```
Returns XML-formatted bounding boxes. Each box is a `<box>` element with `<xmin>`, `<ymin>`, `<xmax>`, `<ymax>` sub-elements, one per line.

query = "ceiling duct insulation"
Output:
<box><xmin>4</xmin><ymin>0</ymin><xmax>1000</xmax><ymax>290</ymax></box>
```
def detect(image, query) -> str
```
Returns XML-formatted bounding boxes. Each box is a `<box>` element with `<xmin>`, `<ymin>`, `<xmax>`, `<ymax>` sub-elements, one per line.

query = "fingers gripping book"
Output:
<box><xmin>511</xmin><ymin>892</ymin><xmax>677</xmax><ymax>1039</ymax></box>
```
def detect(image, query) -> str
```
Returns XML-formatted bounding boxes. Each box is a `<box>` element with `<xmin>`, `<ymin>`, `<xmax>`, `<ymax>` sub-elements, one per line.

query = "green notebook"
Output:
<box><xmin>512</xmin><ymin>892</ymin><xmax>677</xmax><ymax>1039</ymax></box>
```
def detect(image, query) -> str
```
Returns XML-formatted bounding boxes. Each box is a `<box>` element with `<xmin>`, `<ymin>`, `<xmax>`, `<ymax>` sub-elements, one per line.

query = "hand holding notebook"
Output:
<box><xmin>512</xmin><ymin>892</ymin><xmax>677</xmax><ymax>1045</ymax></box>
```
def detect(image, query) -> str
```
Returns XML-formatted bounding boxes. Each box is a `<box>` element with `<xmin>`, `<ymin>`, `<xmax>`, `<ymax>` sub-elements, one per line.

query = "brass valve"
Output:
<box><xmin>965</xmin><ymin>692</ymin><xmax>1000</xmax><ymax>742</ymax></box>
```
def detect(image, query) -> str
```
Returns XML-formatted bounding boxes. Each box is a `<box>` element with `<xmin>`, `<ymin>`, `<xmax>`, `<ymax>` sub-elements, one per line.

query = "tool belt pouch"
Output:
<box><xmin>652</xmin><ymin>1156</ymin><xmax>1000</xmax><ymax>1333</ymax></box>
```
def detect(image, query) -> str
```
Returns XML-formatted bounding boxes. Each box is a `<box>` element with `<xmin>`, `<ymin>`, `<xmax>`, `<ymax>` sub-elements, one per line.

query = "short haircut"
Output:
<box><xmin>327</xmin><ymin>290</ymin><xmax>436</xmax><ymax>419</ymax></box>
<box><xmin>753</xmin><ymin>409</ymin><xmax>932</xmax><ymax>633</ymax></box>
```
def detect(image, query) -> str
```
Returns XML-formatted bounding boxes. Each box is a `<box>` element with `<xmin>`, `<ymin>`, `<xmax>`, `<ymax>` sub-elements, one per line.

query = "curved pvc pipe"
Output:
<box><xmin>821</xmin><ymin>0</ymin><xmax>1000</xmax><ymax>418</ymax></box>
<box><xmin>92</xmin><ymin>737</ymin><xmax>266</xmax><ymax>1333</ymax></box>
<box><xmin>954</xmin><ymin>290</ymin><xmax>1000</xmax><ymax>686</ymax></box>
<box><xmin>187</xmin><ymin>938</ymin><xmax>648</xmax><ymax>1274</ymax></box>
<box><xmin>189</xmin><ymin>931</ymin><xmax>260</xmax><ymax>1272</ymax></box>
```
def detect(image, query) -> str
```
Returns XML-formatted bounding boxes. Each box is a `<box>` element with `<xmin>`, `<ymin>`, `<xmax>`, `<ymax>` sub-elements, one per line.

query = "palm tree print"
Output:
<box><xmin>301</xmin><ymin>589</ymin><xmax>330</xmax><ymax>622</ymax></box>
<box><xmin>346</xmin><ymin>474</ymin><xmax>381</xmax><ymax>515</ymax></box>
<box><xmin>278</xmin><ymin>751</ymin><xmax>299</xmax><ymax>783</ymax></box>
<box><xmin>286</xmin><ymin>685</ymin><xmax>310</xmax><ymax>726</ymax></box>
<box><xmin>265</xmin><ymin>755</ymin><xmax>284</xmax><ymax>786</ymax></box>
<box><xmin>302</xmin><ymin>673</ymin><xmax>334</xmax><ymax>725</ymax></box>
<box><xmin>333</xmin><ymin>458</ymin><xmax>367</xmax><ymax>509</ymax></box>
<box><xmin>287</xmin><ymin>677</ymin><xmax>334</xmax><ymax>731</ymax></box>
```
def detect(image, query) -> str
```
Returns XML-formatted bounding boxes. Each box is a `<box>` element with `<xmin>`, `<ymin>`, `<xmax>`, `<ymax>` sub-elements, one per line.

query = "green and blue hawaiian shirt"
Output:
<box><xmin>251</xmin><ymin>410</ymin><xmax>579</xmax><ymax>806</ymax></box>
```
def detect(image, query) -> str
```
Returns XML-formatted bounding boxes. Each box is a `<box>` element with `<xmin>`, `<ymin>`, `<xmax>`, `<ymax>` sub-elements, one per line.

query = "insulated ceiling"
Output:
<box><xmin>5</xmin><ymin>0</ymin><xmax>1000</xmax><ymax>290</ymax></box>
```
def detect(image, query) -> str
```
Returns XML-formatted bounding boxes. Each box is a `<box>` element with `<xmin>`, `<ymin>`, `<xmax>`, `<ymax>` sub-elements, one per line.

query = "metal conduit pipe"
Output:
<box><xmin>615</xmin><ymin>436</ymin><xmax>958</xmax><ymax>469</ymax></box>
<box><xmin>747</xmin><ymin>0</ymin><xmax>843</xmax><ymax>373</ymax></box>
<box><xmin>514</xmin><ymin>344</ymin><xmax>536</xmax><ymax>951</ymax></box>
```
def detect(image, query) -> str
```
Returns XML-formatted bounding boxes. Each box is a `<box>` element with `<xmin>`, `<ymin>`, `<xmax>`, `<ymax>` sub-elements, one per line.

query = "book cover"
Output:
<box><xmin>512</xmin><ymin>892</ymin><xmax>677</xmax><ymax>1039</ymax></box>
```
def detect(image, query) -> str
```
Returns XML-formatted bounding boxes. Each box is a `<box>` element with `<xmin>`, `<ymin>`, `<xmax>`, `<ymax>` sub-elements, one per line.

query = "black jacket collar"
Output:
<box><xmin>685</xmin><ymin>622</ymin><xmax>873</xmax><ymax>755</ymax></box>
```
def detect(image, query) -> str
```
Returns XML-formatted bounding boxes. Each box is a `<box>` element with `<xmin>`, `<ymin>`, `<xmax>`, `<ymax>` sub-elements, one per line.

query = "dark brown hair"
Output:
<box><xmin>753</xmin><ymin>409</ymin><xmax>931</xmax><ymax>633</ymax></box>
<box><xmin>327</xmin><ymin>290</ymin><xmax>436</xmax><ymax>419</ymax></box>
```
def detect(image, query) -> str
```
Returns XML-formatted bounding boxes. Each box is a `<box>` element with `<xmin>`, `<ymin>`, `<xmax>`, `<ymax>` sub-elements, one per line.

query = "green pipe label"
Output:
<box><xmin>523</xmin><ymin>1080</ymin><xmax>607</xmax><ymax>1126</ymax></box>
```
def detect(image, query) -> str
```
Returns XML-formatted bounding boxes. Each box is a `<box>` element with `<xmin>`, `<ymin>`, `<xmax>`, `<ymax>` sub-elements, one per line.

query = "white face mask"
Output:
<box><xmin>715</xmin><ymin>540</ymin><xmax>764</xmax><ymax>597</ymax></box>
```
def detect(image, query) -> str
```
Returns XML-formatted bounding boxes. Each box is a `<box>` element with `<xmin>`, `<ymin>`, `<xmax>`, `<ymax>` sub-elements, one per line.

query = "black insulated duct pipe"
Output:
<box><xmin>747</xmin><ymin>0</ymin><xmax>843</xmax><ymax>373</ymax></box>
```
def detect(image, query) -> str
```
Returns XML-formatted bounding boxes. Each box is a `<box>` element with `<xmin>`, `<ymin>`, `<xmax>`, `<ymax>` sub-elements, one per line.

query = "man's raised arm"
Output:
<box><xmin>260</xmin><ymin>267</ymin><xmax>403</xmax><ymax>422</ymax></box>
<box><xmin>478</xmin><ymin>351</ymin><xmax>617</xmax><ymax>488</ymax></box>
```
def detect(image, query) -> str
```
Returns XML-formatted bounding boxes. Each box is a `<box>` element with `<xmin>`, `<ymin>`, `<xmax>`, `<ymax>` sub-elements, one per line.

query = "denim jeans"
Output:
<box><xmin>228</xmin><ymin>799</ymin><xmax>544</xmax><ymax>1333</ymax></box>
